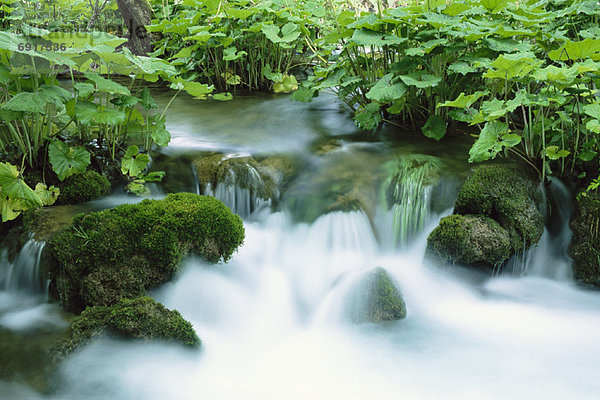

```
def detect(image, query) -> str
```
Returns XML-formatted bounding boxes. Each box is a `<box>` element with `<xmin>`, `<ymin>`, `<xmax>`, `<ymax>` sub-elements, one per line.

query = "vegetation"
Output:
<box><xmin>52</xmin><ymin>296</ymin><xmax>200</xmax><ymax>360</ymax></box>
<box><xmin>49</xmin><ymin>193</ymin><xmax>244</xmax><ymax>312</ymax></box>
<box><xmin>569</xmin><ymin>192</ymin><xmax>600</xmax><ymax>285</ymax></box>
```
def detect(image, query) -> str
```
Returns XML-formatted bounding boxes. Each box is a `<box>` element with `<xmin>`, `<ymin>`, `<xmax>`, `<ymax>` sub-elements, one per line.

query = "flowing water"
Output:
<box><xmin>2</xmin><ymin>93</ymin><xmax>600</xmax><ymax>399</ymax></box>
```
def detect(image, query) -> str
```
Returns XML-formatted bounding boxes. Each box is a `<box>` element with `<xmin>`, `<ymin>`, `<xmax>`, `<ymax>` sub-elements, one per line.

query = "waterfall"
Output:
<box><xmin>196</xmin><ymin>159</ymin><xmax>274</xmax><ymax>218</ymax></box>
<box><xmin>0</xmin><ymin>236</ymin><xmax>48</xmax><ymax>297</ymax></box>
<box><xmin>503</xmin><ymin>178</ymin><xmax>573</xmax><ymax>280</ymax></box>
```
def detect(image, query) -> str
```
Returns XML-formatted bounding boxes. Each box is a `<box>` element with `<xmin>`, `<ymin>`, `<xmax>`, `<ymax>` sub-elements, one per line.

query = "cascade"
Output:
<box><xmin>0</xmin><ymin>236</ymin><xmax>48</xmax><ymax>297</ymax></box>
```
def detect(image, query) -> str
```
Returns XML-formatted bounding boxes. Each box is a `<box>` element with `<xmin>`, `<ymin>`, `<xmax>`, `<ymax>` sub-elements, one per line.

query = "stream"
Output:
<box><xmin>1</xmin><ymin>93</ymin><xmax>600</xmax><ymax>399</ymax></box>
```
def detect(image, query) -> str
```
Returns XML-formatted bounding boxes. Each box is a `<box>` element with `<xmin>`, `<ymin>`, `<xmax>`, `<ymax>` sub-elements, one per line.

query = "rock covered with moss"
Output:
<box><xmin>569</xmin><ymin>192</ymin><xmax>600</xmax><ymax>285</ymax></box>
<box><xmin>56</xmin><ymin>171</ymin><xmax>111</xmax><ymax>205</ymax></box>
<box><xmin>52</xmin><ymin>296</ymin><xmax>199</xmax><ymax>360</ymax></box>
<box><xmin>349</xmin><ymin>267</ymin><xmax>407</xmax><ymax>323</ymax></box>
<box><xmin>426</xmin><ymin>163</ymin><xmax>543</xmax><ymax>267</ymax></box>
<box><xmin>427</xmin><ymin>214</ymin><xmax>511</xmax><ymax>266</ymax></box>
<box><xmin>49</xmin><ymin>193</ymin><xmax>244</xmax><ymax>312</ymax></box>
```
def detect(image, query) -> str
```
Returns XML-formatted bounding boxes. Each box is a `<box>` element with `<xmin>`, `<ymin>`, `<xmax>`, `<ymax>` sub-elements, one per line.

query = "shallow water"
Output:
<box><xmin>1</xmin><ymin>93</ymin><xmax>599</xmax><ymax>400</ymax></box>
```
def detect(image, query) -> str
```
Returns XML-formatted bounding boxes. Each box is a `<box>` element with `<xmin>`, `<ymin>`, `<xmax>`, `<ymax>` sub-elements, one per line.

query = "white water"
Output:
<box><xmin>4</xmin><ymin>202</ymin><xmax>586</xmax><ymax>400</ymax></box>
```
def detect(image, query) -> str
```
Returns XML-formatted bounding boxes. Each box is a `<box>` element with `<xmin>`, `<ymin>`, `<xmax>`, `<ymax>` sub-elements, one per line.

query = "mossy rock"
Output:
<box><xmin>49</xmin><ymin>193</ymin><xmax>244</xmax><ymax>312</ymax></box>
<box><xmin>426</xmin><ymin>214</ymin><xmax>511</xmax><ymax>267</ymax></box>
<box><xmin>569</xmin><ymin>192</ymin><xmax>600</xmax><ymax>285</ymax></box>
<box><xmin>454</xmin><ymin>163</ymin><xmax>543</xmax><ymax>252</ymax></box>
<box><xmin>22</xmin><ymin>203</ymin><xmax>90</xmax><ymax>243</ymax></box>
<box><xmin>193</xmin><ymin>153</ymin><xmax>278</xmax><ymax>201</ymax></box>
<box><xmin>52</xmin><ymin>296</ymin><xmax>199</xmax><ymax>361</ymax></box>
<box><xmin>56</xmin><ymin>171</ymin><xmax>111</xmax><ymax>205</ymax></box>
<box><xmin>349</xmin><ymin>267</ymin><xmax>407</xmax><ymax>323</ymax></box>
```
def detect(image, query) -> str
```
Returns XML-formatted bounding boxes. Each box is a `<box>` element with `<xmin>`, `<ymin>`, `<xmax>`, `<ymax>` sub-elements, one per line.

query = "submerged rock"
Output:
<box><xmin>427</xmin><ymin>214</ymin><xmax>511</xmax><ymax>266</ymax></box>
<box><xmin>52</xmin><ymin>296</ymin><xmax>199</xmax><ymax>361</ymax></box>
<box><xmin>569</xmin><ymin>192</ymin><xmax>600</xmax><ymax>285</ymax></box>
<box><xmin>56</xmin><ymin>171</ymin><xmax>111</xmax><ymax>205</ymax></box>
<box><xmin>349</xmin><ymin>267</ymin><xmax>407</xmax><ymax>323</ymax></box>
<box><xmin>426</xmin><ymin>163</ymin><xmax>543</xmax><ymax>268</ymax></box>
<box><xmin>49</xmin><ymin>193</ymin><xmax>244</xmax><ymax>312</ymax></box>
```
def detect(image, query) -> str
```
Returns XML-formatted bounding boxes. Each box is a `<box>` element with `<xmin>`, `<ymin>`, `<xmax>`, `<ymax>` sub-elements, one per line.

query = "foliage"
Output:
<box><xmin>50</xmin><ymin>193</ymin><xmax>245</xmax><ymax>311</ymax></box>
<box><xmin>0</xmin><ymin>162</ymin><xmax>59</xmax><ymax>222</ymax></box>
<box><xmin>148</xmin><ymin>0</ymin><xmax>330</xmax><ymax>94</ymax></box>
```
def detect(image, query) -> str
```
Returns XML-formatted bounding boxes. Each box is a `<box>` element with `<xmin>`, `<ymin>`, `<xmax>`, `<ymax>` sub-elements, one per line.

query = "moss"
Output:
<box><xmin>454</xmin><ymin>163</ymin><xmax>543</xmax><ymax>252</ymax></box>
<box><xmin>569</xmin><ymin>192</ymin><xmax>600</xmax><ymax>285</ymax></box>
<box><xmin>427</xmin><ymin>214</ymin><xmax>511</xmax><ymax>267</ymax></box>
<box><xmin>52</xmin><ymin>296</ymin><xmax>199</xmax><ymax>360</ymax></box>
<box><xmin>49</xmin><ymin>193</ymin><xmax>244</xmax><ymax>312</ymax></box>
<box><xmin>56</xmin><ymin>171</ymin><xmax>110</xmax><ymax>205</ymax></box>
<box><xmin>350</xmin><ymin>267</ymin><xmax>407</xmax><ymax>323</ymax></box>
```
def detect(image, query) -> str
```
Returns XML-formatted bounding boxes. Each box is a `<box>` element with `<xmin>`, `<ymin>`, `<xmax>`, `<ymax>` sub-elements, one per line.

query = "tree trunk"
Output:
<box><xmin>115</xmin><ymin>0</ymin><xmax>152</xmax><ymax>56</ymax></box>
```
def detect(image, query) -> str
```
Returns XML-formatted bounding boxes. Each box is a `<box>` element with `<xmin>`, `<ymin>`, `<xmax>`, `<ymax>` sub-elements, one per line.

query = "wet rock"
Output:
<box><xmin>49</xmin><ymin>193</ymin><xmax>244</xmax><ymax>312</ymax></box>
<box><xmin>56</xmin><ymin>171</ymin><xmax>110</xmax><ymax>205</ymax></box>
<box><xmin>349</xmin><ymin>267</ymin><xmax>407</xmax><ymax>323</ymax></box>
<box><xmin>51</xmin><ymin>296</ymin><xmax>199</xmax><ymax>361</ymax></box>
<box><xmin>427</xmin><ymin>214</ymin><xmax>511</xmax><ymax>266</ymax></box>
<box><xmin>426</xmin><ymin>163</ymin><xmax>543</xmax><ymax>268</ymax></box>
<box><xmin>569</xmin><ymin>192</ymin><xmax>600</xmax><ymax>286</ymax></box>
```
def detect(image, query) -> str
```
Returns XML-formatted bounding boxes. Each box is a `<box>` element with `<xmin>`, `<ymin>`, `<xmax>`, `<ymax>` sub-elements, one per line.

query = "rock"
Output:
<box><xmin>56</xmin><ymin>171</ymin><xmax>110</xmax><ymax>205</ymax></box>
<box><xmin>569</xmin><ymin>192</ymin><xmax>600</xmax><ymax>285</ymax></box>
<box><xmin>349</xmin><ymin>267</ymin><xmax>407</xmax><ymax>323</ymax></box>
<box><xmin>427</xmin><ymin>214</ymin><xmax>511</xmax><ymax>266</ymax></box>
<box><xmin>49</xmin><ymin>193</ymin><xmax>244</xmax><ymax>312</ymax></box>
<box><xmin>453</xmin><ymin>163</ymin><xmax>544</xmax><ymax>252</ymax></box>
<box><xmin>426</xmin><ymin>163</ymin><xmax>544</xmax><ymax>268</ymax></box>
<box><xmin>51</xmin><ymin>296</ymin><xmax>199</xmax><ymax>361</ymax></box>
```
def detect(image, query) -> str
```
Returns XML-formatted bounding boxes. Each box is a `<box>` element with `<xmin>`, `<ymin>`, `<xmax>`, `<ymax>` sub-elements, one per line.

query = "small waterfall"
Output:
<box><xmin>381</xmin><ymin>155</ymin><xmax>447</xmax><ymax>248</ymax></box>
<box><xmin>0</xmin><ymin>236</ymin><xmax>48</xmax><ymax>297</ymax></box>
<box><xmin>503</xmin><ymin>178</ymin><xmax>573</xmax><ymax>280</ymax></box>
<box><xmin>195</xmin><ymin>156</ymin><xmax>274</xmax><ymax>218</ymax></box>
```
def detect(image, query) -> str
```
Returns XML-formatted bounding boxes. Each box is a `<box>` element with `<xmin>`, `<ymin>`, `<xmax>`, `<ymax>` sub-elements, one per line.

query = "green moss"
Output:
<box><xmin>57</xmin><ymin>171</ymin><xmax>110</xmax><ymax>205</ymax></box>
<box><xmin>569</xmin><ymin>192</ymin><xmax>600</xmax><ymax>285</ymax></box>
<box><xmin>454</xmin><ymin>164</ymin><xmax>543</xmax><ymax>252</ymax></box>
<box><xmin>427</xmin><ymin>214</ymin><xmax>511</xmax><ymax>266</ymax></box>
<box><xmin>52</xmin><ymin>296</ymin><xmax>199</xmax><ymax>360</ymax></box>
<box><xmin>49</xmin><ymin>193</ymin><xmax>244</xmax><ymax>311</ymax></box>
<box><xmin>350</xmin><ymin>267</ymin><xmax>407</xmax><ymax>323</ymax></box>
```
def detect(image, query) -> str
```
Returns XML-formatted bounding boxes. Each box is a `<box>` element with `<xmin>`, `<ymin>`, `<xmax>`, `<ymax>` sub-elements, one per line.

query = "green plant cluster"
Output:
<box><xmin>569</xmin><ymin>191</ymin><xmax>600</xmax><ymax>285</ymax></box>
<box><xmin>49</xmin><ymin>193</ymin><xmax>245</xmax><ymax>311</ymax></box>
<box><xmin>52</xmin><ymin>296</ymin><xmax>200</xmax><ymax>360</ymax></box>
<box><xmin>148</xmin><ymin>0</ymin><xmax>332</xmax><ymax>94</ymax></box>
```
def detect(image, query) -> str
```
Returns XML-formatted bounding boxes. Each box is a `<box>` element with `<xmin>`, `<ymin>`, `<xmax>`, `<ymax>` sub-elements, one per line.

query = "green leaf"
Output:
<box><xmin>366</xmin><ymin>74</ymin><xmax>407</xmax><ymax>103</ymax></box>
<box><xmin>139</xmin><ymin>87</ymin><xmax>158</xmax><ymax>110</ymax></box>
<box><xmin>111</xmin><ymin>95</ymin><xmax>139</xmax><ymax>108</ymax></box>
<box><xmin>399</xmin><ymin>72</ymin><xmax>441</xmax><ymax>88</ymax></box>
<box><xmin>273</xmin><ymin>75</ymin><xmax>298</xmax><ymax>93</ymax></box>
<box><xmin>94</xmin><ymin>108</ymin><xmax>126</xmax><ymax>125</ymax></box>
<box><xmin>583</xmin><ymin>103</ymin><xmax>600</xmax><ymax>120</ymax></box>
<box><xmin>151</xmin><ymin>126</ymin><xmax>171</xmax><ymax>147</ymax></box>
<box><xmin>34</xmin><ymin>183</ymin><xmax>59</xmax><ymax>206</ymax></box>
<box><xmin>74</xmin><ymin>82</ymin><xmax>96</xmax><ymax>98</ymax></box>
<box><xmin>291</xmin><ymin>86</ymin><xmax>318</xmax><ymax>102</ymax></box>
<box><xmin>422</xmin><ymin>115</ymin><xmax>446</xmax><ymax>141</ymax></box>
<box><xmin>74</xmin><ymin>101</ymin><xmax>98</xmax><ymax>126</ymax></box>
<box><xmin>261</xmin><ymin>23</ymin><xmax>301</xmax><ymax>44</ymax></box>
<box><xmin>0</xmin><ymin>163</ymin><xmax>41</xmax><ymax>208</ymax></box>
<box><xmin>484</xmin><ymin>53</ymin><xmax>540</xmax><ymax>80</ymax></box>
<box><xmin>351</xmin><ymin>29</ymin><xmax>405</xmax><ymax>47</ymax></box>
<box><xmin>213</xmin><ymin>93</ymin><xmax>233</xmax><ymax>101</ymax></box>
<box><xmin>2</xmin><ymin>92</ymin><xmax>47</xmax><ymax>113</ymax></box>
<box><xmin>447</xmin><ymin>62</ymin><xmax>477</xmax><ymax>75</ymax></box>
<box><xmin>354</xmin><ymin>103</ymin><xmax>381</xmax><ymax>131</ymax></box>
<box><xmin>170</xmin><ymin>79</ymin><xmax>213</xmax><ymax>99</ymax></box>
<box><xmin>139</xmin><ymin>171</ymin><xmax>166</xmax><ymax>182</ymax></box>
<box><xmin>48</xmin><ymin>141</ymin><xmax>91</xmax><ymax>181</ymax></box>
<box><xmin>545</xmin><ymin>146</ymin><xmax>570</xmax><ymax>160</ymax></box>
<box><xmin>121</xmin><ymin>146</ymin><xmax>150</xmax><ymax>177</ymax></box>
<box><xmin>468</xmin><ymin>122</ymin><xmax>520</xmax><ymax>163</ymax></box>
<box><xmin>223</xmin><ymin>46</ymin><xmax>247</xmax><ymax>61</ymax></box>
<box><xmin>84</xmin><ymin>72</ymin><xmax>130</xmax><ymax>96</ymax></box>
<box><xmin>548</xmin><ymin>39</ymin><xmax>600</xmax><ymax>61</ymax></box>
<box><xmin>438</xmin><ymin>91</ymin><xmax>489</xmax><ymax>108</ymax></box>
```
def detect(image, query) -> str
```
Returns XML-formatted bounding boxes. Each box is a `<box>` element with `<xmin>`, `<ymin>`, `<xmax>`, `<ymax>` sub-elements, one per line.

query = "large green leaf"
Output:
<box><xmin>422</xmin><ymin>115</ymin><xmax>446</xmax><ymax>141</ymax></box>
<box><xmin>484</xmin><ymin>53</ymin><xmax>540</xmax><ymax>80</ymax></box>
<box><xmin>48</xmin><ymin>141</ymin><xmax>91</xmax><ymax>181</ymax></box>
<box><xmin>351</xmin><ymin>29</ymin><xmax>405</xmax><ymax>47</ymax></box>
<box><xmin>366</xmin><ymin>74</ymin><xmax>407</xmax><ymax>103</ymax></box>
<box><xmin>139</xmin><ymin>87</ymin><xmax>158</xmax><ymax>110</ymax></box>
<box><xmin>354</xmin><ymin>103</ymin><xmax>381</xmax><ymax>131</ymax></box>
<box><xmin>468</xmin><ymin>121</ymin><xmax>521</xmax><ymax>162</ymax></box>
<box><xmin>94</xmin><ymin>108</ymin><xmax>126</xmax><ymax>125</ymax></box>
<box><xmin>399</xmin><ymin>72</ymin><xmax>441</xmax><ymax>88</ymax></box>
<box><xmin>583</xmin><ymin>103</ymin><xmax>600</xmax><ymax>120</ymax></box>
<box><xmin>0</xmin><ymin>163</ymin><xmax>42</xmax><ymax>207</ymax></box>
<box><xmin>34</xmin><ymin>183</ymin><xmax>59</xmax><ymax>206</ymax></box>
<box><xmin>74</xmin><ymin>101</ymin><xmax>98</xmax><ymax>126</ymax></box>
<box><xmin>84</xmin><ymin>72</ymin><xmax>130</xmax><ymax>96</ymax></box>
<box><xmin>170</xmin><ymin>79</ymin><xmax>213</xmax><ymax>99</ymax></box>
<box><xmin>273</xmin><ymin>75</ymin><xmax>298</xmax><ymax>93</ymax></box>
<box><xmin>261</xmin><ymin>23</ymin><xmax>301</xmax><ymax>44</ymax></box>
<box><xmin>438</xmin><ymin>91</ymin><xmax>489</xmax><ymax>108</ymax></box>
<box><xmin>121</xmin><ymin>145</ymin><xmax>150</xmax><ymax>177</ymax></box>
<box><xmin>548</xmin><ymin>39</ymin><xmax>600</xmax><ymax>61</ymax></box>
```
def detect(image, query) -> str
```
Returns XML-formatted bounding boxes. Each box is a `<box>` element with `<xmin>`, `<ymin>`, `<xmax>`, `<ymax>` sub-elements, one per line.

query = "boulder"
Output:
<box><xmin>49</xmin><ymin>193</ymin><xmax>244</xmax><ymax>312</ymax></box>
<box><xmin>569</xmin><ymin>192</ymin><xmax>600</xmax><ymax>285</ymax></box>
<box><xmin>349</xmin><ymin>267</ymin><xmax>407</xmax><ymax>323</ymax></box>
<box><xmin>52</xmin><ymin>296</ymin><xmax>199</xmax><ymax>361</ymax></box>
<box><xmin>427</xmin><ymin>214</ymin><xmax>511</xmax><ymax>266</ymax></box>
